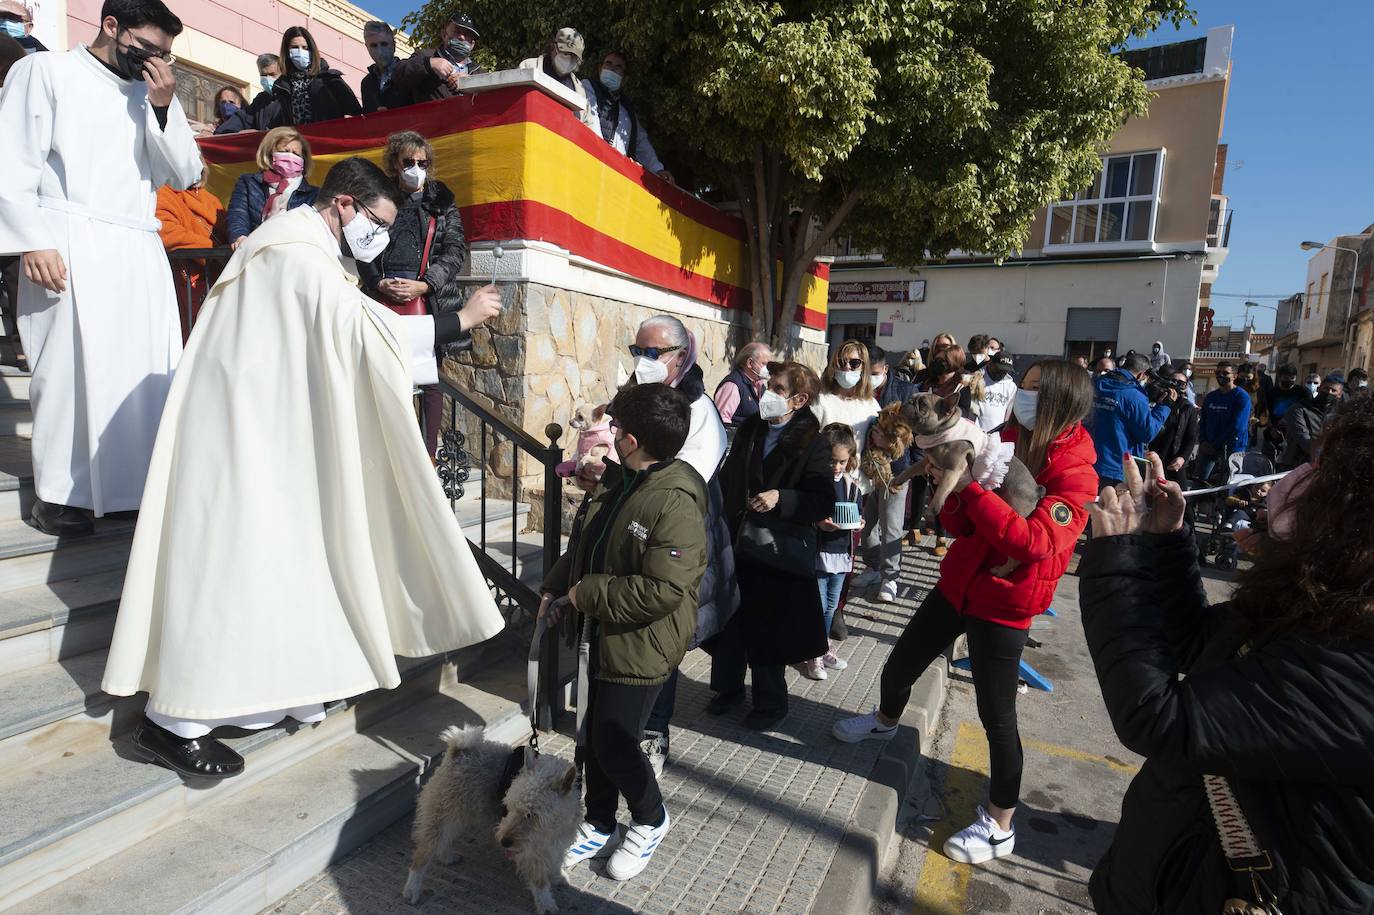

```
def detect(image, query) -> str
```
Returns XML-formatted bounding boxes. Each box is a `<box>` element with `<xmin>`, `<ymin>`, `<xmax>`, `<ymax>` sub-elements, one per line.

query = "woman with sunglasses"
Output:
<box><xmin>811</xmin><ymin>339</ymin><xmax>880</xmax><ymax>449</ymax></box>
<box><xmin>357</xmin><ymin>131</ymin><xmax>467</xmax><ymax>458</ymax></box>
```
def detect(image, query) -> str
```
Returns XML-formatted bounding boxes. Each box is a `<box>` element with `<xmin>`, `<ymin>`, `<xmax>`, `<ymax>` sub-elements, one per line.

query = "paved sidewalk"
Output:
<box><xmin>263</xmin><ymin>545</ymin><xmax>949</xmax><ymax>915</ymax></box>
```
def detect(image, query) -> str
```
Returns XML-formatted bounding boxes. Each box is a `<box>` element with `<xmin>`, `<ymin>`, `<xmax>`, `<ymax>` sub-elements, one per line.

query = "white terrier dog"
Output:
<box><xmin>403</xmin><ymin>725</ymin><xmax>580</xmax><ymax>913</ymax></box>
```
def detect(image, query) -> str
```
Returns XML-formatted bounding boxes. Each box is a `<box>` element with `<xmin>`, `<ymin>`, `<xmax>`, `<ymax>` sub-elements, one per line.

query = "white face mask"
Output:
<box><xmin>340</xmin><ymin>206</ymin><xmax>389</xmax><ymax>263</ymax></box>
<box><xmin>1306</xmin><ymin>382</ymin><xmax>1320</xmax><ymax>396</ymax></box>
<box><xmin>758</xmin><ymin>389</ymin><xmax>792</xmax><ymax>420</ymax></box>
<box><xmin>1012</xmin><ymin>389</ymin><xmax>1039</xmax><ymax>429</ymax></box>
<box><xmin>835</xmin><ymin>369</ymin><xmax>861</xmax><ymax>390</ymax></box>
<box><xmin>288</xmin><ymin>48</ymin><xmax>311</xmax><ymax>71</ymax></box>
<box><xmin>400</xmin><ymin>164</ymin><xmax>426</xmax><ymax>190</ymax></box>
<box><xmin>973</xmin><ymin>353</ymin><xmax>989</xmax><ymax>365</ymax></box>
<box><xmin>634</xmin><ymin>355</ymin><xmax>670</xmax><ymax>385</ymax></box>
<box><xmin>754</xmin><ymin>363</ymin><xmax>770</xmax><ymax>381</ymax></box>
<box><xmin>870</xmin><ymin>372</ymin><xmax>886</xmax><ymax>390</ymax></box>
<box><xmin>553</xmin><ymin>53</ymin><xmax>578</xmax><ymax>76</ymax></box>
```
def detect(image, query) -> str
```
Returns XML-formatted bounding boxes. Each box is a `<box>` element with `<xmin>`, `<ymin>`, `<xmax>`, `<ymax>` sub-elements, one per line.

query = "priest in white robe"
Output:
<box><xmin>0</xmin><ymin>0</ymin><xmax>202</xmax><ymax>535</ymax></box>
<box><xmin>102</xmin><ymin>157</ymin><xmax>507</xmax><ymax>778</ymax></box>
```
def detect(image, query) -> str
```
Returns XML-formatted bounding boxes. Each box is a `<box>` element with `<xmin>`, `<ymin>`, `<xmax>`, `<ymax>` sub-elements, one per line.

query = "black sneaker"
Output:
<box><xmin>706</xmin><ymin>690</ymin><xmax>745</xmax><ymax>716</ymax></box>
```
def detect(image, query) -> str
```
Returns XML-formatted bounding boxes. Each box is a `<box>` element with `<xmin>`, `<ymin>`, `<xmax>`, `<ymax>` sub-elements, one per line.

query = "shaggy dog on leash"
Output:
<box><xmin>403</xmin><ymin>725</ymin><xmax>580</xmax><ymax>913</ymax></box>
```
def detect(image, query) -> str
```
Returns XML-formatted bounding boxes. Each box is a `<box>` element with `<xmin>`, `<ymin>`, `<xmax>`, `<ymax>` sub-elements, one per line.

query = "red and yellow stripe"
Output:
<box><xmin>197</xmin><ymin>87</ymin><xmax>828</xmax><ymax>330</ymax></box>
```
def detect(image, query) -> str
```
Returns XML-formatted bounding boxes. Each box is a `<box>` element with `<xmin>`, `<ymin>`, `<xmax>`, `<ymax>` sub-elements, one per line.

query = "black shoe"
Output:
<box><xmin>829</xmin><ymin>611</ymin><xmax>848</xmax><ymax>642</ymax></box>
<box><xmin>744</xmin><ymin>709</ymin><xmax>787</xmax><ymax>731</ymax></box>
<box><xmin>133</xmin><ymin>716</ymin><xmax>245</xmax><ymax>780</ymax></box>
<box><xmin>706</xmin><ymin>690</ymin><xmax>745</xmax><ymax>716</ymax></box>
<box><xmin>29</xmin><ymin>499</ymin><xmax>94</xmax><ymax>537</ymax></box>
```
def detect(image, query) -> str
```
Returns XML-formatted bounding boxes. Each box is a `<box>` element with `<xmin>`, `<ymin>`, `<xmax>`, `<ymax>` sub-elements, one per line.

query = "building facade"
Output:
<box><xmin>23</xmin><ymin>0</ymin><xmax>408</xmax><ymax>128</ymax></box>
<box><xmin>823</xmin><ymin>25</ymin><xmax>1235</xmax><ymax>365</ymax></box>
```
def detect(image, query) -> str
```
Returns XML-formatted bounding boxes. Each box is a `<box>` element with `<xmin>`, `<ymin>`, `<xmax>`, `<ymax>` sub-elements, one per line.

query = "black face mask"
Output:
<box><xmin>116</xmin><ymin>34</ymin><xmax>158</xmax><ymax>81</ymax></box>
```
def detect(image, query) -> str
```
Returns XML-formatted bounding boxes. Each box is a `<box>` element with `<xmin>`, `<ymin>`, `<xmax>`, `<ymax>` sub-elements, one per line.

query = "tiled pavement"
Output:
<box><xmin>264</xmin><ymin>547</ymin><xmax>945</xmax><ymax>915</ymax></box>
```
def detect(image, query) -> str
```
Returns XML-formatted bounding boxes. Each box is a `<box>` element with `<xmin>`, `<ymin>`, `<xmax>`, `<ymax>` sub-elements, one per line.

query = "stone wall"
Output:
<box><xmin>444</xmin><ymin>280</ymin><xmax>828</xmax><ymax>531</ymax></box>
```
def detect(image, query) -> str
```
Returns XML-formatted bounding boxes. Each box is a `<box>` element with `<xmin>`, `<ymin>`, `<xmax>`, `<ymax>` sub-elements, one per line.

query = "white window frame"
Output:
<box><xmin>1044</xmin><ymin>149</ymin><xmax>1166</xmax><ymax>253</ymax></box>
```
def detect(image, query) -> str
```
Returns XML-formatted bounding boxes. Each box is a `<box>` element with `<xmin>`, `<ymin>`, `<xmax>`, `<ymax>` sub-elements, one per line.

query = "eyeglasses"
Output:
<box><xmin>402</xmin><ymin>158</ymin><xmax>430</xmax><ymax>169</ymax></box>
<box><xmin>355</xmin><ymin>201</ymin><xmax>388</xmax><ymax>243</ymax></box>
<box><xmin>629</xmin><ymin>344</ymin><xmax>683</xmax><ymax>360</ymax></box>
<box><xmin>119</xmin><ymin>28</ymin><xmax>176</xmax><ymax>64</ymax></box>
<box><xmin>838</xmin><ymin>358</ymin><xmax>864</xmax><ymax>370</ymax></box>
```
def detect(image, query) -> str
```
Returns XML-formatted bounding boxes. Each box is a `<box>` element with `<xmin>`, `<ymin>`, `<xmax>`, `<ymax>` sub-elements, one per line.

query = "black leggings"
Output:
<box><xmin>879</xmin><ymin>588</ymin><xmax>1029</xmax><ymax>809</ymax></box>
<box><xmin>583</xmin><ymin>677</ymin><xmax>665</xmax><ymax>834</ymax></box>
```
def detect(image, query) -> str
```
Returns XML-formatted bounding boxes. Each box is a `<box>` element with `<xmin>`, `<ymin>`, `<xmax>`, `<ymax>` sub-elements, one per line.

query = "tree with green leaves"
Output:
<box><xmin>405</xmin><ymin>0</ymin><xmax>1195</xmax><ymax>350</ymax></box>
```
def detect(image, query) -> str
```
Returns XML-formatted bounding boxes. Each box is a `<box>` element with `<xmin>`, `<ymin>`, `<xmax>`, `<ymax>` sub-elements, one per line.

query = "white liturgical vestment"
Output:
<box><xmin>0</xmin><ymin>47</ymin><xmax>203</xmax><ymax>513</ymax></box>
<box><xmin>102</xmin><ymin>206</ymin><xmax>504</xmax><ymax>725</ymax></box>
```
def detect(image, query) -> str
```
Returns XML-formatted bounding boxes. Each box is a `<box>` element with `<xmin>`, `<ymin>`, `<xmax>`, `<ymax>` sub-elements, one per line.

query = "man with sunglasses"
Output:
<box><xmin>0</xmin><ymin>0</ymin><xmax>202</xmax><ymax>537</ymax></box>
<box><xmin>103</xmin><ymin>157</ymin><xmax>508</xmax><ymax>779</ymax></box>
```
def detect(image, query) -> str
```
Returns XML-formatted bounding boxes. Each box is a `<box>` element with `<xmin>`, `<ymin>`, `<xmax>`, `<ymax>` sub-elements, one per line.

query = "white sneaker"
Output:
<box><xmin>851</xmin><ymin>570</ymin><xmax>882</xmax><ymax>590</ymax></box>
<box><xmin>943</xmin><ymin>805</ymin><xmax>1015</xmax><ymax>864</ymax></box>
<box><xmin>606</xmin><ymin>807</ymin><xmax>670</xmax><ymax>881</ymax></box>
<box><xmin>877</xmin><ymin>580</ymin><xmax>898</xmax><ymax>603</ymax></box>
<box><xmin>822</xmin><ymin>651</ymin><xmax>848</xmax><ymax>671</ymax></box>
<box><xmin>793</xmin><ymin>659</ymin><xmax>827</xmax><ymax>681</ymax></box>
<box><xmin>562</xmin><ymin>821</ymin><xmax>620</xmax><ymax>870</ymax></box>
<box><xmin>832</xmin><ymin>708</ymin><xmax>898</xmax><ymax>743</ymax></box>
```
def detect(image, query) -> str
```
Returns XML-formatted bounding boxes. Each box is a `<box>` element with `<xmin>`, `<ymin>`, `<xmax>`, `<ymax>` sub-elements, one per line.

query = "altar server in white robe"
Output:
<box><xmin>102</xmin><ymin>157</ymin><xmax>507</xmax><ymax>779</ymax></box>
<box><xmin>0</xmin><ymin>0</ymin><xmax>202</xmax><ymax>536</ymax></box>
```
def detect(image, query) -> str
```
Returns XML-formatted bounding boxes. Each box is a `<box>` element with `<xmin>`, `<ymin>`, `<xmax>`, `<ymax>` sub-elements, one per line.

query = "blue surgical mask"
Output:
<box><xmin>447</xmin><ymin>37</ymin><xmax>473</xmax><ymax>58</ymax></box>
<box><xmin>260</xmin><ymin>75</ymin><xmax>276</xmax><ymax>92</ymax></box>
<box><xmin>0</xmin><ymin>20</ymin><xmax>25</xmax><ymax>39</ymax></box>
<box><xmin>1012</xmin><ymin>389</ymin><xmax>1039</xmax><ymax>429</ymax></box>
<box><xmin>288</xmin><ymin>48</ymin><xmax>312</xmax><ymax>71</ymax></box>
<box><xmin>599</xmin><ymin>68</ymin><xmax>622</xmax><ymax>93</ymax></box>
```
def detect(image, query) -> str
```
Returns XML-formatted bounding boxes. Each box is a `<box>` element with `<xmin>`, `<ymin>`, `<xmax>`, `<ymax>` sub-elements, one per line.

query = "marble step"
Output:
<box><xmin>0</xmin><ymin>570</ymin><xmax>124</xmax><ymax>677</ymax></box>
<box><xmin>0</xmin><ymin>632</ymin><xmax>523</xmax><ymax>910</ymax></box>
<box><xmin>4</xmin><ymin>667</ymin><xmax>529</xmax><ymax>915</ymax></box>
<box><xmin>0</xmin><ymin>372</ymin><xmax>30</xmax><ymax>403</ymax></box>
<box><xmin>0</xmin><ymin>519</ymin><xmax>134</xmax><ymax>592</ymax></box>
<box><xmin>0</xmin><ymin>404</ymin><xmax>31</xmax><ymax>439</ymax></box>
<box><xmin>0</xmin><ymin>472</ymin><xmax>34</xmax><ymax>525</ymax></box>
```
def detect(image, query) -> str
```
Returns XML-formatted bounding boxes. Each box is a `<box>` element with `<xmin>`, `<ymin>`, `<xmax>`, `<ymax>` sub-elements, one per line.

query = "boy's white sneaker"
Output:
<box><xmin>877</xmin><ymin>580</ymin><xmax>899</xmax><ymax>603</ymax></box>
<box><xmin>943</xmin><ymin>805</ymin><xmax>1015</xmax><ymax>864</ymax></box>
<box><xmin>832</xmin><ymin>708</ymin><xmax>898</xmax><ymax>743</ymax></box>
<box><xmin>562</xmin><ymin>821</ymin><xmax>620</xmax><ymax>869</ymax></box>
<box><xmin>606</xmin><ymin>808</ymin><xmax>670</xmax><ymax>881</ymax></box>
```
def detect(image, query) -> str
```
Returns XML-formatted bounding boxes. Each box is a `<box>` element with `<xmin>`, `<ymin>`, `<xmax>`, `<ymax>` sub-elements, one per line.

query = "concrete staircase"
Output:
<box><xmin>0</xmin><ymin>369</ymin><xmax>557</xmax><ymax>913</ymax></box>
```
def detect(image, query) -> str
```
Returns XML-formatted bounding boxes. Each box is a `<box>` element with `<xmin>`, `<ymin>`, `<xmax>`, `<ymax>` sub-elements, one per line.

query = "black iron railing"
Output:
<box><xmin>433</xmin><ymin>378</ymin><xmax>569</xmax><ymax>731</ymax></box>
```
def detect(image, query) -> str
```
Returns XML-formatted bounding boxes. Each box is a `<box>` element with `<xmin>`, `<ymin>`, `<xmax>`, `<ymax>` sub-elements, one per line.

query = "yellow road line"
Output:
<box><xmin>912</xmin><ymin>721</ymin><xmax>987</xmax><ymax>914</ymax></box>
<box><xmin>1021</xmin><ymin>737</ymin><xmax>1141</xmax><ymax>775</ymax></box>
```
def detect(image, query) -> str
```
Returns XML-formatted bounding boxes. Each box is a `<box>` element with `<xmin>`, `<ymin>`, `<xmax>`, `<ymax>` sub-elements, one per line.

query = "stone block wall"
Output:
<box><xmin>444</xmin><ymin>280</ymin><xmax>827</xmax><ymax>531</ymax></box>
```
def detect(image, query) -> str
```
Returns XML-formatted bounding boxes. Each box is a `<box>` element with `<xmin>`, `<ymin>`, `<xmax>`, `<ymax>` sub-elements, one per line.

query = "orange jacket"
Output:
<box><xmin>156</xmin><ymin>185</ymin><xmax>226</xmax><ymax>251</ymax></box>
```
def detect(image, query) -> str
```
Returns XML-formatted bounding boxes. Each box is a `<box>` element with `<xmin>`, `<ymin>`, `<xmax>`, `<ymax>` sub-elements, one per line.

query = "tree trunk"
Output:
<box><xmin>769</xmin><ymin>189</ymin><xmax>862</xmax><ymax>353</ymax></box>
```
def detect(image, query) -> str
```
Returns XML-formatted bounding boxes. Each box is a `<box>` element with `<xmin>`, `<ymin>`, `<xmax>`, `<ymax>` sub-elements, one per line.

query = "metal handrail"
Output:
<box><xmin>434</xmin><ymin>374</ymin><xmax>568</xmax><ymax>730</ymax></box>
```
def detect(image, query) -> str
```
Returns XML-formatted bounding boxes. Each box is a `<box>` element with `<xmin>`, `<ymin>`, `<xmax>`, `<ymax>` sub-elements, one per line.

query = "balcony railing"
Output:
<box><xmin>1206</xmin><ymin>197</ymin><xmax>1233</xmax><ymax>249</ymax></box>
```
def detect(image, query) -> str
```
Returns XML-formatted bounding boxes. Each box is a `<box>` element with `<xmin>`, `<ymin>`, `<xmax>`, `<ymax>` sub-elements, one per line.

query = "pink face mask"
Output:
<box><xmin>270</xmin><ymin>151</ymin><xmax>305</xmax><ymax>178</ymax></box>
<box><xmin>1266</xmin><ymin>463</ymin><xmax>1315</xmax><ymax>542</ymax></box>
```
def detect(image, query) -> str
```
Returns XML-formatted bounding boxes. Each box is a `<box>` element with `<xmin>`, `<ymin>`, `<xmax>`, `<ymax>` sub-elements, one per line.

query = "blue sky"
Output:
<box><xmin>366</xmin><ymin>0</ymin><xmax>1371</xmax><ymax>332</ymax></box>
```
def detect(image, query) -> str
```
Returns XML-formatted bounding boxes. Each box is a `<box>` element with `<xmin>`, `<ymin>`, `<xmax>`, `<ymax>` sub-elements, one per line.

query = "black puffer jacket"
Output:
<box><xmin>1080</xmin><ymin>531</ymin><xmax>1374</xmax><ymax>915</ymax></box>
<box><xmin>357</xmin><ymin>180</ymin><xmax>468</xmax><ymax>316</ymax></box>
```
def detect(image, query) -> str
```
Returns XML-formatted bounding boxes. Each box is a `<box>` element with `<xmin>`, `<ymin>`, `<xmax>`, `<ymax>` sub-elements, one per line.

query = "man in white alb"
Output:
<box><xmin>102</xmin><ymin>158</ymin><xmax>507</xmax><ymax>779</ymax></box>
<box><xmin>0</xmin><ymin>0</ymin><xmax>202</xmax><ymax>536</ymax></box>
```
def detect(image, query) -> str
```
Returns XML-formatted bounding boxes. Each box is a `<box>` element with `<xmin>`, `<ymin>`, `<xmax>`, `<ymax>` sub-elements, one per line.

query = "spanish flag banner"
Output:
<box><xmin>197</xmin><ymin>86</ymin><xmax>829</xmax><ymax>330</ymax></box>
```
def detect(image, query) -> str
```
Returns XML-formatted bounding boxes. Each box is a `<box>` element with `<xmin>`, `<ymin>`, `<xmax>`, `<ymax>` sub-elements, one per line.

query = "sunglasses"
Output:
<box><xmin>402</xmin><ymin>157</ymin><xmax>430</xmax><ymax>169</ymax></box>
<box><xmin>629</xmin><ymin>344</ymin><xmax>683</xmax><ymax>360</ymax></box>
<box><xmin>838</xmin><ymin>358</ymin><xmax>864</xmax><ymax>370</ymax></box>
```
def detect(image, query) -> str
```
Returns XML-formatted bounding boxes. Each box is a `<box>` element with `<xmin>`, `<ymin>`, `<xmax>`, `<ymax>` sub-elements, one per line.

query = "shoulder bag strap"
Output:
<box><xmin>418</xmin><ymin>215</ymin><xmax>438</xmax><ymax>278</ymax></box>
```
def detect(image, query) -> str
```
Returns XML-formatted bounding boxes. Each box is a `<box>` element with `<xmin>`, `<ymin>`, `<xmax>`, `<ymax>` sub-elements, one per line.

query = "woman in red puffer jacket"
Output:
<box><xmin>832</xmin><ymin>358</ymin><xmax>1097</xmax><ymax>866</ymax></box>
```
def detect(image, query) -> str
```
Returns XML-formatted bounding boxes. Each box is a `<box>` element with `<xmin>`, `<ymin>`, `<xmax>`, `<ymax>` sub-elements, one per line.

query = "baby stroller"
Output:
<box><xmin>1195</xmin><ymin>450</ymin><xmax>1275</xmax><ymax>571</ymax></box>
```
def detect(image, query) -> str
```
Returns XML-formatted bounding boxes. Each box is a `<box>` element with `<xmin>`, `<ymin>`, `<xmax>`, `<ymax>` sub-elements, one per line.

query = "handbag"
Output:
<box><xmin>735</xmin><ymin>510</ymin><xmax>817</xmax><ymax>576</ymax></box>
<box><xmin>383</xmin><ymin>215</ymin><xmax>437</xmax><ymax>317</ymax></box>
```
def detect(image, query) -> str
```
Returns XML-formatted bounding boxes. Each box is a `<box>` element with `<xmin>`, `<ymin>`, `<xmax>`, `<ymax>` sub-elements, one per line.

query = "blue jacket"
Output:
<box><xmin>1200</xmin><ymin>386</ymin><xmax>1252</xmax><ymax>451</ymax></box>
<box><xmin>1089</xmin><ymin>370</ymin><xmax>1170</xmax><ymax>482</ymax></box>
<box><xmin>226</xmin><ymin>172</ymin><xmax>319</xmax><ymax>243</ymax></box>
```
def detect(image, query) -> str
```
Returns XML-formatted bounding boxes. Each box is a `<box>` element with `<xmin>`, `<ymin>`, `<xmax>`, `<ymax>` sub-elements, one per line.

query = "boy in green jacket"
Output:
<box><xmin>541</xmin><ymin>382</ymin><xmax>707</xmax><ymax>882</ymax></box>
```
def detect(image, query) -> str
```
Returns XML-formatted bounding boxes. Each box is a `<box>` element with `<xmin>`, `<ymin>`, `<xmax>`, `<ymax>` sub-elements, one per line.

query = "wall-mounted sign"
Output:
<box><xmin>879</xmin><ymin>322</ymin><xmax>894</xmax><ymax>337</ymax></box>
<box><xmin>830</xmin><ymin>279</ymin><xmax>926</xmax><ymax>304</ymax></box>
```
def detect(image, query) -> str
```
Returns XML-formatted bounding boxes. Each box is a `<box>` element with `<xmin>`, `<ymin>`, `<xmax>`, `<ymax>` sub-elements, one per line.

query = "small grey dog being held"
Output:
<box><xmin>894</xmin><ymin>391</ymin><xmax>1044</xmax><ymax>575</ymax></box>
<box><xmin>404</xmin><ymin>725</ymin><xmax>580</xmax><ymax>913</ymax></box>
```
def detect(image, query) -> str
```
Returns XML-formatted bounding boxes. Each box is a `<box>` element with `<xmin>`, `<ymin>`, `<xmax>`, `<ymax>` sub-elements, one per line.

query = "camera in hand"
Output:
<box><xmin>1143</xmin><ymin>368</ymin><xmax>1186</xmax><ymax>404</ymax></box>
